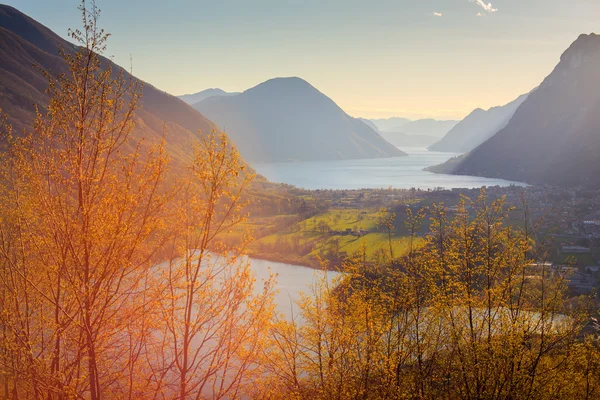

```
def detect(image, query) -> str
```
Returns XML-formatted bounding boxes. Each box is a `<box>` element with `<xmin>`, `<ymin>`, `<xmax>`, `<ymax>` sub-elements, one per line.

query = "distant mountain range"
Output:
<box><xmin>365</xmin><ymin>117</ymin><xmax>458</xmax><ymax>148</ymax></box>
<box><xmin>0</xmin><ymin>5</ymin><xmax>218</xmax><ymax>171</ymax></box>
<box><xmin>429</xmin><ymin>93</ymin><xmax>529</xmax><ymax>153</ymax></box>
<box><xmin>432</xmin><ymin>33</ymin><xmax>600</xmax><ymax>187</ymax></box>
<box><xmin>369</xmin><ymin>117</ymin><xmax>412</xmax><ymax>132</ymax></box>
<box><xmin>193</xmin><ymin>77</ymin><xmax>406</xmax><ymax>163</ymax></box>
<box><xmin>357</xmin><ymin>118</ymin><xmax>437</xmax><ymax>147</ymax></box>
<box><xmin>178</xmin><ymin>88</ymin><xmax>239</xmax><ymax>105</ymax></box>
<box><xmin>370</xmin><ymin>118</ymin><xmax>458</xmax><ymax>138</ymax></box>
<box><xmin>378</xmin><ymin>132</ymin><xmax>440</xmax><ymax>148</ymax></box>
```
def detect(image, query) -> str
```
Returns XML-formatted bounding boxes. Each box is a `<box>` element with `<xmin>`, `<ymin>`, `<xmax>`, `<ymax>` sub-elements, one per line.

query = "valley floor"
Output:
<box><xmin>237</xmin><ymin>182</ymin><xmax>600</xmax><ymax>290</ymax></box>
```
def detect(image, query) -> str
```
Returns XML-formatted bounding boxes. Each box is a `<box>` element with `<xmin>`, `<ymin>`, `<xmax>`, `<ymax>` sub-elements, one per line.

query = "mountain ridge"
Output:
<box><xmin>429</xmin><ymin>93</ymin><xmax>529</xmax><ymax>153</ymax></box>
<box><xmin>0</xmin><ymin>4</ymin><xmax>220</xmax><ymax>171</ymax></box>
<box><xmin>370</xmin><ymin>117</ymin><xmax>458</xmax><ymax>138</ymax></box>
<box><xmin>434</xmin><ymin>33</ymin><xmax>600</xmax><ymax>187</ymax></box>
<box><xmin>178</xmin><ymin>88</ymin><xmax>239</xmax><ymax>105</ymax></box>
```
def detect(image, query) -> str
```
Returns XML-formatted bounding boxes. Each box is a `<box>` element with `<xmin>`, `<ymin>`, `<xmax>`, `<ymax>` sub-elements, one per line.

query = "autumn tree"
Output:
<box><xmin>423</xmin><ymin>191</ymin><xmax>584</xmax><ymax>399</ymax></box>
<box><xmin>377</xmin><ymin>208</ymin><xmax>397</xmax><ymax>262</ymax></box>
<box><xmin>257</xmin><ymin>189</ymin><xmax>597</xmax><ymax>400</ymax></box>
<box><xmin>0</xmin><ymin>2</ymin><xmax>170</xmax><ymax>398</ymax></box>
<box><xmin>149</xmin><ymin>132</ymin><xmax>275</xmax><ymax>400</ymax></box>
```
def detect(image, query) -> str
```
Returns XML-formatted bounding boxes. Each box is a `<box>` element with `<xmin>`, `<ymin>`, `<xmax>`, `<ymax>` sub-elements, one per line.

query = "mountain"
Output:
<box><xmin>429</xmin><ymin>93</ymin><xmax>529</xmax><ymax>153</ymax></box>
<box><xmin>370</xmin><ymin>117</ymin><xmax>411</xmax><ymax>132</ymax></box>
<box><xmin>396</xmin><ymin>119</ymin><xmax>458</xmax><ymax>138</ymax></box>
<box><xmin>378</xmin><ymin>132</ymin><xmax>439</xmax><ymax>148</ymax></box>
<box><xmin>435</xmin><ymin>34</ymin><xmax>600</xmax><ymax>187</ymax></box>
<box><xmin>0</xmin><ymin>5</ymin><xmax>219</xmax><ymax>171</ymax></box>
<box><xmin>358</xmin><ymin>118</ymin><xmax>380</xmax><ymax>132</ymax></box>
<box><xmin>357</xmin><ymin>118</ymin><xmax>435</xmax><ymax>148</ymax></box>
<box><xmin>193</xmin><ymin>77</ymin><xmax>406</xmax><ymax>163</ymax></box>
<box><xmin>371</xmin><ymin>118</ymin><xmax>458</xmax><ymax>138</ymax></box>
<box><xmin>178</xmin><ymin>88</ymin><xmax>239</xmax><ymax>105</ymax></box>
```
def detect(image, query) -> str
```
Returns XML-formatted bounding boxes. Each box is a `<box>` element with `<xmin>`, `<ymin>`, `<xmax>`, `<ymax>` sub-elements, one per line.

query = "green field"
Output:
<box><xmin>247</xmin><ymin>209</ymin><xmax>420</xmax><ymax>265</ymax></box>
<box><xmin>555</xmin><ymin>253</ymin><xmax>597</xmax><ymax>267</ymax></box>
<box><xmin>548</xmin><ymin>235</ymin><xmax>599</xmax><ymax>267</ymax></box>
<box><xmin>302</xmin><ymin>209</ymin><xmax>380</xmax><ymax>231</ymax></box>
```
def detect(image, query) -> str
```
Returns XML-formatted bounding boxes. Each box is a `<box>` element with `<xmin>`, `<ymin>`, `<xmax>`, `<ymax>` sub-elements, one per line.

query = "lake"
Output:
<box><xmin>252</xmin><ymin>148</ymin><xmax>527</xmax><ymax>190</ymax></box>
<box><xmin>247</xmin><ymin>257</ymin><xmax>339</xmax><ymax>320</ymax></box>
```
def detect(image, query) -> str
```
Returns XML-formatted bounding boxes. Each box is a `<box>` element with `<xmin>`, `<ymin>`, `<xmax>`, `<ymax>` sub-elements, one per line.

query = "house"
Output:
<box><xmin>585</xmin><ymin>266</ymin><xmax>600</xmax><ymax>274</ymax></box>
<box><xmin>566</xmin><ymin>272</ymin><xmax>596</xmax><ymax>294</ymax></box>
<box><xmin>561</xmin><ymin>245</ymin><xmax>591</xmax><ymax>253</ymax></box>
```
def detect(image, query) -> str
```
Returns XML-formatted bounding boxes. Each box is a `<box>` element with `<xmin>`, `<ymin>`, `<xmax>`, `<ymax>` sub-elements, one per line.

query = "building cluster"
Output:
<box><xmin>546</xmin><ymin>264</ymin><xmax>599</xmax><ymax>295</ymax></box>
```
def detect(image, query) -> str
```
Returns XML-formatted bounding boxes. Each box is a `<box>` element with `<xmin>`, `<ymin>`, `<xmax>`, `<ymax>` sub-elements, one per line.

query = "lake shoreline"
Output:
<box><xmin>252</xmin><ymin>148</ymin><xmax>527</xmax><ymax>190</ymax></box>
<box><xmin>248</xmin><ymin>251</ymin><xmax>338</xmax><ymax>271</ymax></box>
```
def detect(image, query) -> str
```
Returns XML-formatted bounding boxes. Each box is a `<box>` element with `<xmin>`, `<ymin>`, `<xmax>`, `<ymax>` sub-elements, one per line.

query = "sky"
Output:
<box><xmin>4</xmin><ymin>0</ymin><xmax>600</xmax><ymax>120</ymax></box>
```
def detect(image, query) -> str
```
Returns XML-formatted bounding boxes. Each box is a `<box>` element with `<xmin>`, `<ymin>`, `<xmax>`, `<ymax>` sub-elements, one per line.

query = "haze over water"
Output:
<box><xmin>253</xmin><ymin>148</ymin><xmax>527</xmax><ymax>190</ymax></box>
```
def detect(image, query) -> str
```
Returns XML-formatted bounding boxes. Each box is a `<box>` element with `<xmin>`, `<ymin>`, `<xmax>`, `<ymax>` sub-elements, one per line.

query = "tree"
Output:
<box><xmin>153</xmin><ymin>132</ymin><xmax>276</xmax><ymax>400</ymax></box>
<box><xmin>377</xmin><ymin>208</ymin><xmax>397</xmax><ymax>262</ymax></box>
<box><xmin>0</xmin><ymin>3</ymin><xmax>276</xmax><ymax>399</ymax></box>
<box><xmin>0</xmin><ymin>1</ymin><xmax>170</xmax><ymax>398</ymax></box>
<box><xmin>257</xmin><ymin>190</ymin><xmax>595</xmax><ymax>400</ymax></box>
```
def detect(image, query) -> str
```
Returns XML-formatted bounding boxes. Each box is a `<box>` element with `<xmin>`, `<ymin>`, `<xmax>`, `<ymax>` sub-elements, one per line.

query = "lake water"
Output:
<box><xmin>253</xmin><ymin>148</ymin><xmax>527</xmax><ymax>190</ymax></box>
<box><xmin>247</xmin><ymin>257</ymin><xmax>339</xmax><ymax>320</ymax></box>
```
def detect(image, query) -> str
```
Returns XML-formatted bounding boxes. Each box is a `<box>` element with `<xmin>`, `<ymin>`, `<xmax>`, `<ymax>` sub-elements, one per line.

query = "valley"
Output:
<box><xmin>2</xmin><ymin>1</ymin><xmax>600</xmax><ymax>398</ymax></box>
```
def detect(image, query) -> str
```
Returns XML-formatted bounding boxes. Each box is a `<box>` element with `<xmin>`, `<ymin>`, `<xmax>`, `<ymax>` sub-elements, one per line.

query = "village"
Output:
<box><xmin>251</xmin><ymin>183</ymin><xmax>600</xmax><ymax>296</ymax></box>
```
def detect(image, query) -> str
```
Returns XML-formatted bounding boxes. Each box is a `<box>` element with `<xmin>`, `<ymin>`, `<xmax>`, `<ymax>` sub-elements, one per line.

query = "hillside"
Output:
<box><xmin>193</xmin><ymin>77</ymin><xmax>406</xmax><ymax>163</ymax></box>
<box><xmin>178</xmin><ymin>88</ymin><xmax>239</xmax><ymax>105</ymax></box>
<box><xmin>357</xmin><ymin>117</ymin><xmax>380</xmax><ymax>132</ymax></box>
<box><xmin>436</xmin><ymin>33</ymin><xmax>600</xmax><ymax>187</ymax></box>
<box><xmin>429</xmin><ymin>93</ymin><xmax>529</xmax><ymax>153</ymax></box>
<box><xmin>0</xmin><ymin>5</ymin><xmax>219</xmax><ymax>170</ymax></box>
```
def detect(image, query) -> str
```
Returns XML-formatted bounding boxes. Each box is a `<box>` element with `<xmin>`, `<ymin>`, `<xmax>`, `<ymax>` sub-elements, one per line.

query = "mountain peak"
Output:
<box><xmin>180</xmin><ymin>88</ymin><xmax>226</xmax><ymax>96</ymax></box>
<box><xmin>572</xmin><ymin>33</ymin><xmax>600</xmax><ymax>47</ymax></box>
<box><xmin>559</xmin><ymin>33</ymin><xmax>600</xmax><ymax>70</ymax></box>
<box><xmin>0</xmin><ymin>4</ymin><xmax>23</xmax><ymax>16</ymax></box>
<box><xmin>262</xmin><ymin>76</ymin><xmax>309</xmax><ymax>85</ymax></box>
<box><xmin>246</xmin><ymin>77</ymin><xmax>315</xmax><ymax>94</ymax></box>
<box><xmin>177</xmin><ymin>88</ymin><xmax>239</xmax><ymax>105</ymax></box>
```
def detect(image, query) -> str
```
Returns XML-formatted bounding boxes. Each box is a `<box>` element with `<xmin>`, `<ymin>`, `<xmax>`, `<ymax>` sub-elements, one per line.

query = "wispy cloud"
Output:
<box><xmin>476</xmin><ymin>12</ymin><xmax>483</xmax><ymax>17</ymax></box>
<box><xmin>470</xmin><ymin>0</ymin><xmax>498</xmax><ymax>13</ymax></box>
<box><xmin>433</xmin><ymin>12</ymin><xmax>443</xmax><ymax>17</ymax></box>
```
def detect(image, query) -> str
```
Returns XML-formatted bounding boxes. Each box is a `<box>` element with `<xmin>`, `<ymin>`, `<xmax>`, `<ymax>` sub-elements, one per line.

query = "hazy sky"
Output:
<box><xmin>5</xmin><ymin>0</ymin><xmax>600</xmax><ymax>119</ymax></box>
